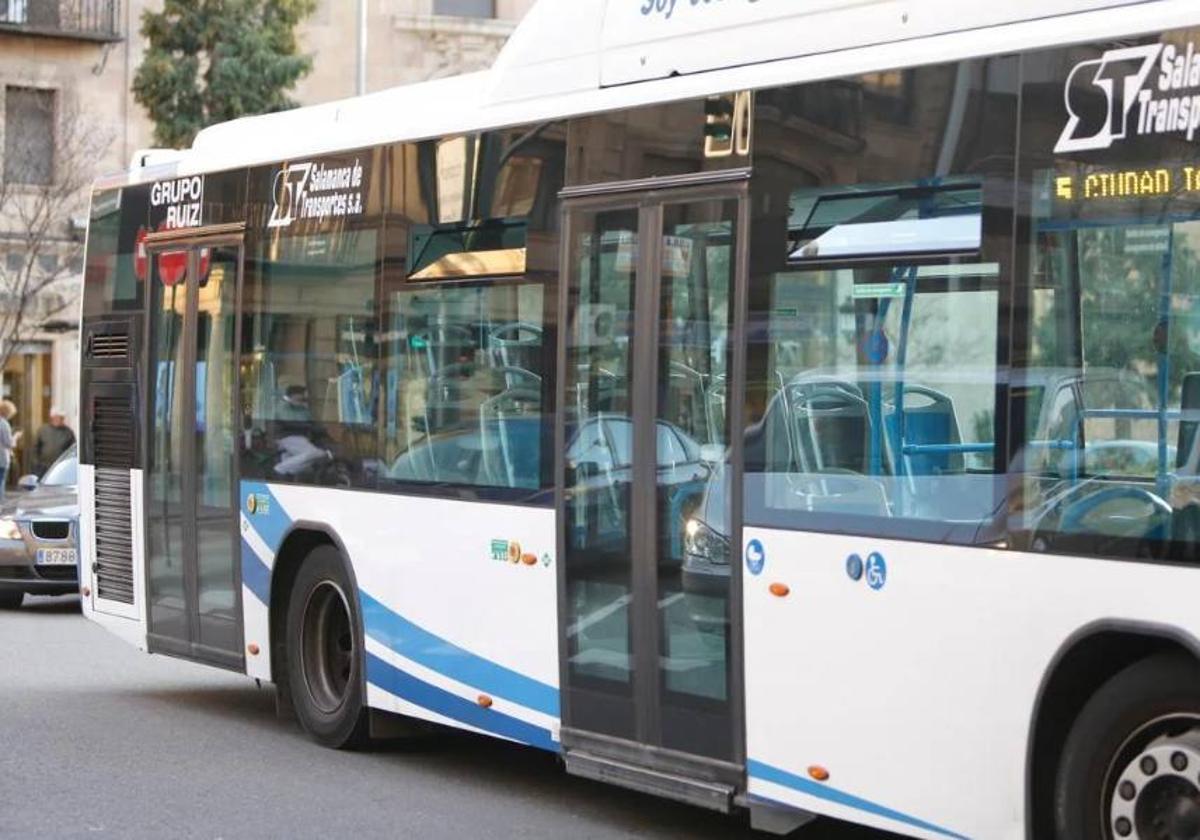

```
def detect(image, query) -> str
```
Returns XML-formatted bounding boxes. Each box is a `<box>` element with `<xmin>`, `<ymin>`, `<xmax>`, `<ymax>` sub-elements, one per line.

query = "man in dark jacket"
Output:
<box><xmin>34</xmin><ymin>408</ymin><xmax>75</xmax><ymax>476</ymax></box>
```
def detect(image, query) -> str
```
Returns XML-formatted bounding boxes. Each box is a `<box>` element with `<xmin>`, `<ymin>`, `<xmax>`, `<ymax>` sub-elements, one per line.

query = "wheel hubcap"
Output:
<box><xmin>299</xmin><ymin>581</ymin><xmax>354</xmax><ymax>715</ymax></box>
<box><xmin>1111</xmin><ymin>726</ymin><xmax>1200</xmax><ymax>840</ymax></box>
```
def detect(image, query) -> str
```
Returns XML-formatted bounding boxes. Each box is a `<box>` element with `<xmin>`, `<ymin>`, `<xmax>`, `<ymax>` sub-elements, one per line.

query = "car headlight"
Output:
<box><xmin>684</xmin><ymin>517</ymin><xmax>729</xmax><ymax>565</ymax></box>
<box><xmin>0</xmin><ymin>518</ymin><xmax>22</xmax><ymax>541</ymax></box>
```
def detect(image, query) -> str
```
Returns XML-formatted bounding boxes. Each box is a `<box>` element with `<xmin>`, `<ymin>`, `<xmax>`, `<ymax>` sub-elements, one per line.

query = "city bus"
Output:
<box><xmin>77</xmin><ymin>1</ymin><xmax>1200</xmax><ymax>837</ymax></box>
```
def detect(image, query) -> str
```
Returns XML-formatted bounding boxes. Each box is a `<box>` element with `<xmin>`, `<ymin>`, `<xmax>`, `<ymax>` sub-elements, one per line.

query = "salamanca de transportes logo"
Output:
<box><xmin>267</xmin><ymin>159</ymin><xmax>365</xmax><ymax>228</ymax></box>
<box><xmin>1055</xmin><ymin>42</ymin><xmax>1200</xmax><ymax>154</ymax></box>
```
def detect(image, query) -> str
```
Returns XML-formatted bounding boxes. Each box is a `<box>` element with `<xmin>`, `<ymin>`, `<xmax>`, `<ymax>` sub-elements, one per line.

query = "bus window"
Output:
<box><xmin>382</xmin><ymin>281</ymin><xmax>545</xmax><ymax>492</ymax></box>
<box><xmin>82</xmin><ymin>187</ymin><xmax>147</xmax><ymax>317</ymax></box>
<box><xmin>1014</xmin><ymin>209</ymin><xmax>1200</xmax><ymax>559</ymax></box>
<box><xmin>239</xmin><ymin>230</ymin><xmax>380</xmax><ymax>488</ymax></box>
<box><xmin>742</xmin><ymin>181</ymin><xmax>1004</xmax><ymax>543</ymax></box>
<box><xmin>1011</xmin><ymin>34</ymin><xmax>1200</xmax><ymax>562</ymax></box>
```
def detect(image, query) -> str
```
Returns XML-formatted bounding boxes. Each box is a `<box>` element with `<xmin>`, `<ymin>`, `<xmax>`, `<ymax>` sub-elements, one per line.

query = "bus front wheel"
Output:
<box><xmin>285</xmin><ymin>545</ymin><xmax>370</xmax><ymax>749</ymax></box>
<box><xmin>1055</xmin><ymin>654</ymin><xmax>1200</xmax><ymax>840</ymax></box>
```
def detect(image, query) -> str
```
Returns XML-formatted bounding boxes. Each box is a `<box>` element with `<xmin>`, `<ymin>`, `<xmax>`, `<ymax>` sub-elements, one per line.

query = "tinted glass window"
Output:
<box><xmin>240</xmin><ymin>229</ymin><xmax>379</xmax><ymax>486</ymax></box>
<box><xmin>379</xmin><ymin>124</ymin><xmax>563</xmax><ymax>500</ymax></box>
<box><xmin>745</xmin><ymin>253</ymin><xmax>1002</xmax><ymax>538</ymax></box>
<box><xmin>383</xmin><ymin>282</ymin><xmax>545</xmax><ymax>491</ymax></box>
<box><xmin>82</xmin><ymin>187</ymin><xmax>148</xmax><ymax>316</ymax></box>
<box><xmin>567</xmin><ymin>93</ymin><xmax>751</xmax><ymax>186</ymax></box>
<box><xmin>240</xmin><ymin>151</ymin><xmax>383</xmax><ymax>490</ymax></box>
<box><xmin>742</xmin><ymin>56</ymin><xmax>1018</xmax><ymax>544</ymax></box>
<box><xmin>1013</xmin><ymin>26</ymin><xmax>1200</xmax><ymax>561</ymax></box>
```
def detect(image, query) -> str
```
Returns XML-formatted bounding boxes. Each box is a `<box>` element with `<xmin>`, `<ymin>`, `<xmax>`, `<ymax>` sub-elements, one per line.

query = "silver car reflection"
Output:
<box><xmin>0</xmin><ymin>447</ymin><xmax>79</xmax><ymax>609</ymax></box>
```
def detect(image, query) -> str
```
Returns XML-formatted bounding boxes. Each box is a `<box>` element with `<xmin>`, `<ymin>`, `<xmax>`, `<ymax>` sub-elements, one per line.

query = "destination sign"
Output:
<box><xmin>1053</xmin><ymin>164</ymin><xmax>1200</xmax><ymax>202</ymax></box>
<box><xmin>640</xmin><ymin>0</ymin><xmax>766</xmax><ymax>21</ymax></box>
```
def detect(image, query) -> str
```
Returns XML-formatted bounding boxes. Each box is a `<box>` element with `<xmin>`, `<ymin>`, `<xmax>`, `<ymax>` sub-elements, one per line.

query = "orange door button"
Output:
<box><xmin>768</xmin><ymin>582</ymin><xmax>790</xmax><ymax>598</ymax></box>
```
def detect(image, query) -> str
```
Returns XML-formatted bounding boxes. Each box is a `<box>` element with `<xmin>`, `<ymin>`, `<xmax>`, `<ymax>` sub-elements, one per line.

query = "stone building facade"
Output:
<box><xmin>0</xmin><ymin>0</ymin><xmax>534</xmax><ymax>475</ymax></box>
<box><xmin>0</xmin><ymin>0</ymin><xmax>130</xmax><ymax>466</ymax></box>
<box><xmin>297</xmin><ymin>0</ymin><xmax>536</xmax><ymax>104</ymax></box>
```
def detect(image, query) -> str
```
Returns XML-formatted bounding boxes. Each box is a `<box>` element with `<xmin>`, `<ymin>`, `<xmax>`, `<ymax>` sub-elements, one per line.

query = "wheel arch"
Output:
<box><xmin>1025</xmin><ymin>619</ymin><xmax>1200</xmax><ymax>840</ymax></box>
<box><xmin>267</xmin><ymin>521</ymin><xmax>364</xmax><ymax>695</ymax></box>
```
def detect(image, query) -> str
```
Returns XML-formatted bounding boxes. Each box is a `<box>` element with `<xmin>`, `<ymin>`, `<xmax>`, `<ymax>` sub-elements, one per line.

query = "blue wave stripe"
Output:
<box><xmin>747</xmin><ymin>759</ymin><xmax>970</xmax><ymax>840</ymax></box>
<box><xmin>366</xmin><ymin>652</ymin><xmax>557</xmax><ymax>752</ymax></box>
<box><xmin>240</xmin><ymin>481</ymin><xmax>291</xmax><ymax>552</ymax></box>
<box><xmin>241</xmin><ymin>540</ymin><xmax>271</xmax><ymax>606</ymax></box>
<box><xmin>361</xmin><ymin>590</ymin><xmax>559</xmax><ymax>718</ymax></box>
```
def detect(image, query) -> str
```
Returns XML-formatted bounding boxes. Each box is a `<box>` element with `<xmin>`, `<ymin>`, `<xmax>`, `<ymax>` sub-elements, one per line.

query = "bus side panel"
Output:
<box><xmin>80</xmin><ymin>464</ymin><xmax>149</xmax><ymax>650</ymax></box>
<box><xmin>742</xmin><ymin>527</ymin><xmax>1200</xmax><ymax>840</ymax></box>
<box><xmin>240</xmin><ymin>482</ymin><xmax>560</xmax><ymax>750</ymax></box>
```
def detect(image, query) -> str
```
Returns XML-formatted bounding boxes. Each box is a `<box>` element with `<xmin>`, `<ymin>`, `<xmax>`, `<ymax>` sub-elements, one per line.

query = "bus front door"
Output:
<box><xmin>144</xmin><ymin>237</ymin><xmax>244</xmax><ymax>669</ymax></box>
<box><xmin>558</xmin><ymin>189</ymin><xmax>746</xmax><ymax>802</ymax></box>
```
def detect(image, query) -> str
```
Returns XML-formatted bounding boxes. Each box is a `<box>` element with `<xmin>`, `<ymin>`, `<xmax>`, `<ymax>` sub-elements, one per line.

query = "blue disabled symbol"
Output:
<box><xmin>866</xmin><ymin>552</ymin><xmax>887</xmax><ymax>591</ymax></box>
<box><xmin>746</xmin><ymin>539</ymin><xmax>766</xmax><ymax>576</ymax></box>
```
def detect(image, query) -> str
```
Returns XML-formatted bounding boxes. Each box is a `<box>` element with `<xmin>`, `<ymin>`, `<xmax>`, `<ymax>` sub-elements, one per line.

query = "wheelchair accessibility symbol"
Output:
<box><xmin>865</xmin><ymin>552</ymin><xmax>887</xmax><ymax>591</ymax></box>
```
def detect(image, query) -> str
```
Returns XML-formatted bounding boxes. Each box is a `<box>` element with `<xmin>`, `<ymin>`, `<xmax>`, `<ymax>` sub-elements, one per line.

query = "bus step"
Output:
<box><xmin>564</xmin><ymin>750</ymin><xmax>735</xmax><ymax>813</ymax></box>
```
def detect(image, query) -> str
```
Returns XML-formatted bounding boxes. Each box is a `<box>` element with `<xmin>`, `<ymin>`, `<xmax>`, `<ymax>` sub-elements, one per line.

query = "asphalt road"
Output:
<box><xmin>0</xmin><ymin>596</ymin><xmax>902</xmax><ymax>840</ymax></box>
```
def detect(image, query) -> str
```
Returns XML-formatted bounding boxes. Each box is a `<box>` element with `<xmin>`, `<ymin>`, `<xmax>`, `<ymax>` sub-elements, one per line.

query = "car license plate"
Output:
<box><xmin>35</xmin><ymin>548</ymin><xmax>77</xmax><ymax>566</ymax></box>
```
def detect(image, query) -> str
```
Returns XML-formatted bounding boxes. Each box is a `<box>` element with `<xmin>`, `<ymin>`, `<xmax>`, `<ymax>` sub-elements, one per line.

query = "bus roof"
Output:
<box><xmin>105</xmin><ymin>0</ymin><xmax>1196</xmax><ymax>187</ymax></box>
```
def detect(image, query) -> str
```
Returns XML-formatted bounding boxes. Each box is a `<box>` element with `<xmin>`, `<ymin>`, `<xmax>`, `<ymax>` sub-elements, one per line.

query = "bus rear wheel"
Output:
<box><xmin>285</xmin><ymin>545</ymin><xmax>370</xmax><ymax>749</ymax></box>
<box><xmin>1055</xmin><ymin>654</ymin><xmax>1200</xmax><ymax>840</ymax></box>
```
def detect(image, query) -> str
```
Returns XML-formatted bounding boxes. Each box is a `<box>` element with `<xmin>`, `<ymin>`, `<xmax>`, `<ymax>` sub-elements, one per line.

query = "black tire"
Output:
<box><xmin>1055</xmin><ymin>653</ymin><xmax>1200</xmax><ymax>840</ymax></box>
<box><xmin>285</xmin><ymin>545</ymin><xmax>370</xmax><ymax>749</ymax></box>
<box><xmin>0</xmin><ymin>591</ymin><xmax>22</xmax><ymax>610</ymax></box>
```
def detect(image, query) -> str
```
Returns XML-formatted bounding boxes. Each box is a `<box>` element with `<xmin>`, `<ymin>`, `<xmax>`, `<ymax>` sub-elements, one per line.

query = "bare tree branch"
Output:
<box><xmin>0</xmin><ymin>90</ymin><xmax>112</xmax><ymax>379</ymax></box>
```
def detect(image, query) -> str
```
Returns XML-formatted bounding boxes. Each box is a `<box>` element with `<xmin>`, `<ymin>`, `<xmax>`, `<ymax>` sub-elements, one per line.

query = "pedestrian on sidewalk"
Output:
<box><xmin>0</xmin><ymin>401</ymin><xmax>18</xmax><ymax>500</ymax></box>
<box><xmin>34</xmin><ymin>408</ymin><xmax>75</xmax><ymax>476</ymax></box>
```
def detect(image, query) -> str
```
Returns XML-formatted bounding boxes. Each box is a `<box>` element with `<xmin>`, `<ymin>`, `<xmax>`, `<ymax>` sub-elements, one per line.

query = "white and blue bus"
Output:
<box><xmin>78</xmin><ymin>1</ymin><xmax>1200</xmax><ymax>837</ymax></box>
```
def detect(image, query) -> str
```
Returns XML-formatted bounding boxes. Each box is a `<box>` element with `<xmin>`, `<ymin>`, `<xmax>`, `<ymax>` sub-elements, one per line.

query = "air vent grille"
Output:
<box><xmin>94</xmin><ymin>467</ymin><xmax>133</xmax><ymax>605</ymax></box>
<box><xmin>88</xmin><ymin>330</ymin><xmax>129</xmax><ymax>361</ymax></box>
<box><xmin>91</xmin><ymin>395</ymin><xmax>134</xmax><ymax>469</ymax></box>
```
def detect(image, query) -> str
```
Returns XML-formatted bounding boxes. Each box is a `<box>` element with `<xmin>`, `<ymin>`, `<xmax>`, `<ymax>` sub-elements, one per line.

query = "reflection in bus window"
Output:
<box><xmin>1014</xmin><ymin>184</ymin><xmax>1200</xmax><ymax>560</ymax></box>
<box><xmin>383</xmin><ymin>282</ymin><xmax>545</xmax><ymax>491</ymax></box>
<box><xmin>82</xmin><ymin>188</ymin><xmax>145</xmax><ymax>316</ymax></box>
<box><xmin>239</xmin><ymin>231</ymin><xmax>379</xmax><ymax>487</ymax></box>
<box><xmin>741</xmin><ymin>182</ymin><xmax>1002</xmax><ymax>542</ymax></box>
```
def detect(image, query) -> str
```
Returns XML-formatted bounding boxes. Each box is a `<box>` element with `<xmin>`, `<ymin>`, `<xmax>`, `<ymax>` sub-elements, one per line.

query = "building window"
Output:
<box><xmin>4</xmin><ymin>87</ymin><xmax>55</xmax><ymax>186</ymax></box>
<box><xmin>0</xmin><ymin>0</ymin><xmax>29</xmax><ymax>24</ymax></box>
<box><xmin>433</xmin><ymin>0</ymin><xmax>495</xmax><ymax>18</ymax></box>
